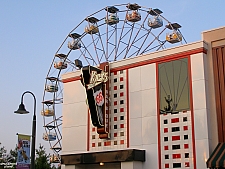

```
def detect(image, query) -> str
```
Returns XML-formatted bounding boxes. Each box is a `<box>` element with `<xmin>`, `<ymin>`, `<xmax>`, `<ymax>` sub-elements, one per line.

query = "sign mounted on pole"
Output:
<box><xmin>81</xmin><ymin>62</ymin><xmax>110</xmax><ymax>139</ymax></box>
<box><xmin>16</xmin><ymin>134</ymin><xmax>31</xmax><ymax>169</ymax></box>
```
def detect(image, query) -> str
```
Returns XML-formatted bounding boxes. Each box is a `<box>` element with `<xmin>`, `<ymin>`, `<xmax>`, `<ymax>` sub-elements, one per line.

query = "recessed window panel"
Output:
<box><xmin>158</xmin><ymin>58</ymin><xmax>190</xmax><ymax>113</ymax></box>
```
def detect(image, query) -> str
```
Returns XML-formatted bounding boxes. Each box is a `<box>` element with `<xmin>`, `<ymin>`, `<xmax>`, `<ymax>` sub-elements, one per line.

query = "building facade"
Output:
<box><xmin>60</xmin><ymin>26</ymin><xmax>225</xmax><ymax>169</ymax></box>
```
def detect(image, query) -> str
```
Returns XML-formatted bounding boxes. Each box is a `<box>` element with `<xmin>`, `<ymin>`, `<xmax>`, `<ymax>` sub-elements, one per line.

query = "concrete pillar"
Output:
<box><xmin>121</xmin><ymin>161</ymin><xmax>142</xmax><ymax>169</ymax></box>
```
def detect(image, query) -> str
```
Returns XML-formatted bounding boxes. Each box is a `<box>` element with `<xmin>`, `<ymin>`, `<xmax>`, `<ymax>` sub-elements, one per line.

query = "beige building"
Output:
<box><xmin>59</xmin><ymin>26</ymin><xmax>225</xmax><ymax>169</ymax></box>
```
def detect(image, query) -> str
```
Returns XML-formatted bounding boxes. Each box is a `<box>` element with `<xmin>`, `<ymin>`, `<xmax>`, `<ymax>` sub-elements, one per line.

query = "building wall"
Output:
<box><xmin>61</xmin><ymin>40</ymin><xmax>211</xmax><ymax>169</ymax></box>
<box><xmin>202</xmin><ymin>26</ymin><xmax>225</xmax><ymax>151</ymax></box>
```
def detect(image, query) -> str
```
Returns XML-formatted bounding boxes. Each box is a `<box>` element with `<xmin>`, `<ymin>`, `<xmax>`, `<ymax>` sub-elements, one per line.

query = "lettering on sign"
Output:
<box><xmin>87</xmin><ymin>71</ymin><xmax>108</xmax><ymax>89</ymax></box>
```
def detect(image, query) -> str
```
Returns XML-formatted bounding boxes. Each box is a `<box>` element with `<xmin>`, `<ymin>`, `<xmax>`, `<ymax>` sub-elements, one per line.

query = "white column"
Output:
<box><xmin>121</xmin><ymin>161</ymin><xmax>143</xmax><ymax>169</ymax></box>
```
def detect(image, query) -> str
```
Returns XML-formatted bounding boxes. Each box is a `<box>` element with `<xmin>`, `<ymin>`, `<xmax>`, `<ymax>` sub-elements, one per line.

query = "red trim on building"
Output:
<box><xmin>110</xmin><ymin>47</ymin><xmax>207</xmax><ymax>73</ymax></box>
<box><xmin>62</xmin><ymin>76</ymin><xmax>81</xmax><ymax>83</ymax></box>
<box><xmin>62</xmin><ymin>48</ymin><xmax>207</xmax><ymax>84</ymax></box>
<box><xmin>156</xmin><ymin>62</ymin><xmax>161</xmax><ymax>169</ymax></box>
<box><xmin>126</xmin><ymin>69</ymin><xmax>130</xmax><ymax>148</ymax></box>
<box><xmin>188</xmin><ymin>55</ymin><xmax>197</xmax><ymax>169</ymax></box>
<box><xmin>87</xmin><ymin>110</ymin><xmax>90</xmax><ymax>151</ymax></box>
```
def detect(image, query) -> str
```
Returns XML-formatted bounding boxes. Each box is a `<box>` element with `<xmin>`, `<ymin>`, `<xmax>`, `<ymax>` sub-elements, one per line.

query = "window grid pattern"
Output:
<box><xmin>161</xmin><ymin>110</ymin><xmax>193</xmax><ymax>169</ymax></box>
<box><xmin>89</xmin><ymin>70</ymin><xmax>127</xmax><ymax>151</ymax></box>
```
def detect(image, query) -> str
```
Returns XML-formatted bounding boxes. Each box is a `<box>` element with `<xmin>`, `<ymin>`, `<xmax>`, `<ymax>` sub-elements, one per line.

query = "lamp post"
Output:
<box><xmin>14</xmin><ymin>91</ymin><xmax>36</xmax><ymax>169</ymax></box>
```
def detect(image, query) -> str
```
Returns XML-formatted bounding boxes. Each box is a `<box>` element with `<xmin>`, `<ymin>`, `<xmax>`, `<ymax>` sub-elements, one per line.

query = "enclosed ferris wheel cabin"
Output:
<box><xmin>59</xmin><ymin>26</ymin><xmax>225</xmax><ymax>169</ymax></box>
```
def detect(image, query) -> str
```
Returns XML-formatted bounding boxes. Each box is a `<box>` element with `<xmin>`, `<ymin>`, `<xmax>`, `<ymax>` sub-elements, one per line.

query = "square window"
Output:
<box><xmin>92</xmin><ymin>127</ymin><xmax>95</xmax><ymax>132</ymax></box>
<box><xmin>120</xmin><ymin>132</ymin><xmax>124</xmax><ymax>136</ymax></box>
<box><xmin>114</xmin><ymin>125</ymin><xmax>117</xmax><ymax>129</ymax></box>
<box><xmin>114</xmin><ymin>71</ymin><xmax>117</xmax><ymax>75</ymax></box>
<box><xmin>173</xmin><ymin>154</ymin><xmax>181</xmax><ymax>159</ymax></box>
<box><xmin>120</xmin><ymin>70</ymin><xmax>123</xmax><ymax>74</ymax></box>
<box><xmin>172</xmin><ymin>136</ymin><xmax>180</xmax><ymax>141</ymax></box>
<box><xmin>183</xmin><ymin>126</ymin><xmax>188</xmax><ymax>131</ymax></box>
<box><xmin>185</xmin><ymin>162</ymin><xmax>190</xmax><ymax>167</ymax></box>
<box><xmin>172</xmin><ymin>127</ymin><xmax>180</xmax><ymax>132</ymax></box>
<box><xmin>183</xmin><ymin>117</ymin><xmax>187</xmax><ymax>122</ymax></box>
<box><xmin>164</xmin><ymin>137</ymin><xmax>168</xmax><ymax>142</ymax></box>
<box><xmin>173</xmin><ymin>163</ymin><xmax>181</xmax><ymax>168</ymax></box>
<box><xmin>164</xmin><ymin>128</ymin><xmax>168</xmax><ymax>133</ymax></box>
<box><xmin>92</xmin><ymin>135</ymin><xmax>95</xmax><ymax>139</ymax></box>
<box><xmin>92</xmin><ymin>143</ymin><xmax>95</xmax><ymax>147</ymax></box>
<box><xmin>120</xmin><ymin>116</ymin><xmax>124</xmax><ymax>120</ymax></box>
<box><xmin>184</xmin><ymin>144</ymin><xmax>189</xmax><ymax>149</ymax></box>
<box><xmin>164</xmin><ymin>119</ymin><xmax>168</xmax><ymax>124</ymax></box>
<box><xmin>172</xmin><ymin>144</ymin><xmax>180</xmax><ymax>150</ymax></box>
<box><xmin>114</xmin><ymin>101</ymin><xmax>117</xmax><ymax>106</ymax></box>
<box><xmin>164</xmin><ymin>146</ymin><xmax>169</xmax><ymax>150</ymax></box>
<box><xmin>114</xmin><ymin>109</ymin><xmax>117</xmax><ymax>113</ymax></box>
<box><xmin>114</xmin><ymin>93</ymin><xmax>117</xmax><ymax>98</ymax></box>
<box><xmin>120</xmin><ymin>92</ymin><xmax>124</xmax><ymax>97</ymax></box>
<box><xmin>114</xmin><ymin>141</ymin><xmax>117</xmax><ymax>145</ymax></box>
<box><xmin>98</xmin><ymin>142</ymin><xmax>101</xmax><ymax>147</ymax></box>
<box><xmin>120</xmin><ymin>140</ymin><xmax>124</xmax><ymax>144</ymax></box>
<box><xmin>120</xmin><ymin>85</ymin><xmax>124</xmax><ymax>89</ymax></box>
<box><xmin>114</xmin><ymin>117</ymin><xmax>117</xmax><ymax>121</ymax></box>
<box><xmin>165</xmin><ymin>155</ymin><xmax>169</xmax><ymax>159</ymax></box>
<box><xmin>120</xmin><ymin>108</ymin><xmax>124</xmax><ymax>112</ymax></box>
<box><xmin>165</xmin><ymin>164</ymin><xmax>169</xmax><ymax>168</ymax></box>
<box><xmin>171</xmin><ymin>118</ymin><xmax>179</xmax><ymax>123</ymax></box>
<box><xmin>184</xmin><ymin>135</ymin><xmax>188</xmax><ymax>140</ymax></box>
<box><xmin>185</xmin><ymin>153</ymin><xmax>189</xmax><ymax>158</ymax></box>
<box><xmin>114</xmin><ymin>78</ymin><xmax>117</xmax><ymax>83</ymax></box>
<box><xmin>120</xmin><ymin>77</ymin><xmax>124</xmax><ymax>81</ymax></box>
<box><xmin>114</xmin><ymin>86</ymin><xmax>117</xmax><ymax>90</ymax></box>
<box><xmin>120</xmin><ymin>124</ymin><xmax>124</xmax><ymax>128</ymax></box>
<box><xmin>120</xmin><ymin>100</ymin><xmax>124</xmax><ymax>104</ymax></box>
<box><xmin>114</xmin><ymin>133</ymin><xmax>117</xmax><ymax>137</ymax></box>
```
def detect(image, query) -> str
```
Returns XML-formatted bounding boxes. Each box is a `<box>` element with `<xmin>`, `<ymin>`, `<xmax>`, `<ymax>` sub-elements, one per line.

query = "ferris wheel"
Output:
<box><xmin>42</xmin><ymin>3</ymin><xmax>186</xmax><ymax>163</ymax></box>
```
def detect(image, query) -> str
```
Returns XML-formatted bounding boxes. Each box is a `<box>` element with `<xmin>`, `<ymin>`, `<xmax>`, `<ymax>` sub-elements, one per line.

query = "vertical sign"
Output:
<box><xmin>81</xmin><ymin>62</ymin><xmax>110</xmax><ymax>139</ymax></box>
<box><xmin>16</xmin><ymin>134</ymin><xmax>30</xmax><ymax>169</ymax></box>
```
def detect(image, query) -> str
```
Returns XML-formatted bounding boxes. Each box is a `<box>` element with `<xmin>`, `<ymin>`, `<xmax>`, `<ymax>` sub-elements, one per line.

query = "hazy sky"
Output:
<box><xmin>0</xmin><ymin>1</ymin><xmax>224</xmax><ymax>155</ymax></box>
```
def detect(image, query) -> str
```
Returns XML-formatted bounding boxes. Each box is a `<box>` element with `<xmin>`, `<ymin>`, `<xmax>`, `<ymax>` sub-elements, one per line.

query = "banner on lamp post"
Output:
<box><xmin>16</xmin><ymin>134</ymin><xmax>31</xmax><ymax>169</ymax></box>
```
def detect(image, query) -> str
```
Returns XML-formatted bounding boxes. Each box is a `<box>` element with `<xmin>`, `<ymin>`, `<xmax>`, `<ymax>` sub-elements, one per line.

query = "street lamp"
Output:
<box><xmin>14</xmin><ymin>91</ymin><xmax>36</xmax><ymax>169</ymax></box>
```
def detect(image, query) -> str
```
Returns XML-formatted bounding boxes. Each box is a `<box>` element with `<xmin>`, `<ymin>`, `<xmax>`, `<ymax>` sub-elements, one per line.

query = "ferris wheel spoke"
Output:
<box><xmin>124</xmin><ymin>12</ymin><xmax>149</xmax><ymax>58</ymax></box>
<box><xmin>115</xmin><ymin>9</ymin><xmax>129</xmax><ymax>60</ymax></box>
<box><xmin>90</xmin><ymin>33</ymin><xmax>101</xmax><ymax>64</ymax></box>
<box><xmin>140</xmin><ymin>27</ymin><xmax>167</xmax><ymax>54</ymax></box>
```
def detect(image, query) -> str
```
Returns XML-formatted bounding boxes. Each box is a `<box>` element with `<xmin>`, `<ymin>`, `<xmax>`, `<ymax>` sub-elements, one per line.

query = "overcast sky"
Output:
<box><xmin>0</xmin><ymin>1</ymin><xmax>224</xmax><ymax>155</ymax></box>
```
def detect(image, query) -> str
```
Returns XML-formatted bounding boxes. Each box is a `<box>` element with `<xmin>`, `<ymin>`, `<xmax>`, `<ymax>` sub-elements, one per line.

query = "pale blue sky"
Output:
<box><xmin>0</xmin><ymin>1</ymin><xmax>224</xmax><ymax>154</ymax></box>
